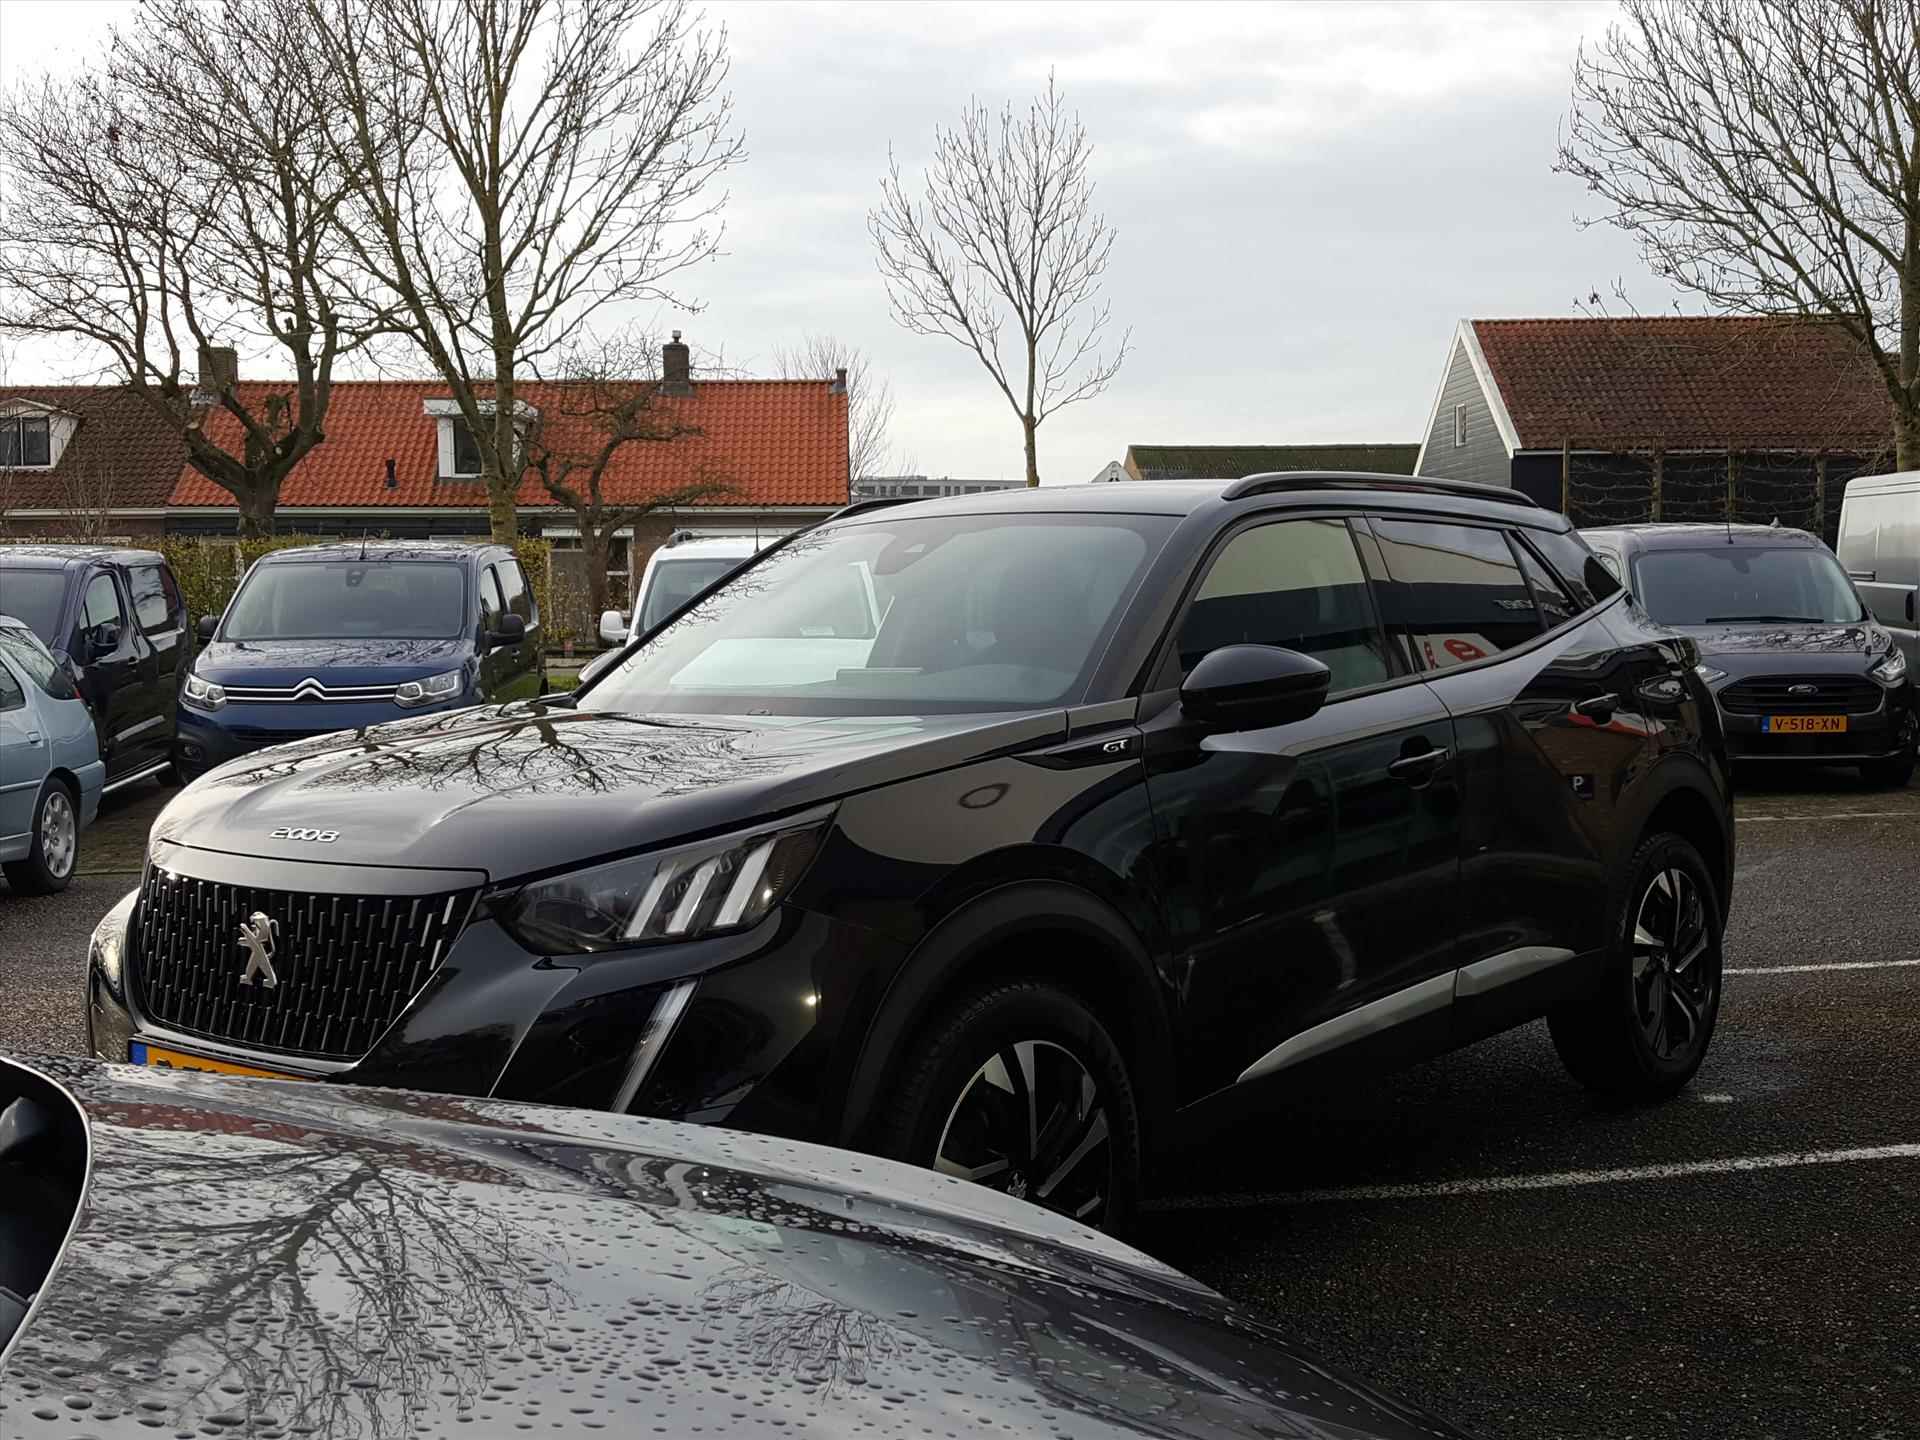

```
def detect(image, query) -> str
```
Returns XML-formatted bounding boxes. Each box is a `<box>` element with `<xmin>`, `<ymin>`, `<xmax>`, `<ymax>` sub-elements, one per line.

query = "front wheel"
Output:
<box><xmin>3</xmin><ymin>778</ymin><xmax>80</xmax><ymax>894</ymax></box>
<box><xmin>877</xmin><ymin>980</ymin><xmax>1142</xmax><ymax>1233</ymax></box>
<box><xmin>1549</xmin><ymin>833</ymin><xmax>1723</xmax><ymax>1102</ymax></box>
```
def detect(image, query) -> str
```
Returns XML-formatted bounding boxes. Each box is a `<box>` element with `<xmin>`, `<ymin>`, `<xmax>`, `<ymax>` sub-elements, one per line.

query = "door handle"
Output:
<box><xmin>1387</xmin><ymin>746</ymin><xmax>1449</xmax><ymax>782</ymax></box>
<box><xmin>1573</xmin><ymin>692</ymin><xmax>1621</xmax><ymax>721</ymax></box>
<box><xmin>26</xmin><ymin>731</ymin><xmax>43</xmax><ymax>746</ymax></box>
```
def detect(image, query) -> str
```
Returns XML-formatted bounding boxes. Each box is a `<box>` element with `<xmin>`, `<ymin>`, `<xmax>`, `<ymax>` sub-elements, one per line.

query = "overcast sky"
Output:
<box><xmin>0</xmin><ymin>0</ymin><xmax>1678</xmax><ymax>485</ymax></box>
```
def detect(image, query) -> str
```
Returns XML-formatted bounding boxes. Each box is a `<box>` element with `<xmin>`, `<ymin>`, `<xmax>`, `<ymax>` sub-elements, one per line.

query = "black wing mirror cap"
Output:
<box><xmin>195</xmin><ymin>614</ymin><xmax>219</xmax><ymax>642</ymax></box>
<box><xmin>1180</xmin><ymin>644</ymin><xmax>1332</xmax><ymax>732</ymax></box>
<box><xmin>491</xmin><ymin>613</ymin><xmax>527</xmax><ymax>642</ymax></box>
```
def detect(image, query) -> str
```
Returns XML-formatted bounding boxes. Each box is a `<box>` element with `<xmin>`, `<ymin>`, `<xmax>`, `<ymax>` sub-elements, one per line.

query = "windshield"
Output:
<box><xmin>1633</xmin><ymin>546</ymin><xmax>1865</xmax><ymax>626</ymax></box>
<box><xmin>224</xmin><ymin>561</ymin><xmax>469</xmax><ymax>640</ymax></box>
<box><xmin>586</xmin><ymin>513</ymin><xmax>1172</xmax><ymax>716</ymax></box>
<box><xmin>0</xmin><ymin>569</ymin><xmax>69</xmax><ymax>645</ymax></box>
<box><xmin>640</xmin><ymin>557</ymin><xmax>744</xmax><ymax>632</ymax></box>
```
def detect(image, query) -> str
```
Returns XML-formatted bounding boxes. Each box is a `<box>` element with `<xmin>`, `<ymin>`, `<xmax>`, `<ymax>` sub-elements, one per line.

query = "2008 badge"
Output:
<box><xmin>270</xmin><ymin>826</ymin><xmax>339</xmax><ymax>843</ymax></box>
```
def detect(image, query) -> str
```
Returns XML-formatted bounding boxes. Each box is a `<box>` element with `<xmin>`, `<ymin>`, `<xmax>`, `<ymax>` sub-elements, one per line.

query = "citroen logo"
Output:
<box><xmin>291</xmin><ymin>677</ymin><xmax>327</xmax><ymax>701</ymax></box>
<box><xmin>1788</xmin><ymin>683</ymin><xmax>1818</xmax><ymax>697</ymax></box>
<box><xmin>237</xmin><ymin>911</ymin><xmax>280</xmax><ymax>989</ymax></box>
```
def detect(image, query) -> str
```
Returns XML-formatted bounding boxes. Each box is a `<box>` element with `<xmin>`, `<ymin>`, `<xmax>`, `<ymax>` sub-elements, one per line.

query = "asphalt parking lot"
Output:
<box><xmin>4</xmin><ymin>768</ymin><xmax>1919</xmax><ymax>1438</ymax></box>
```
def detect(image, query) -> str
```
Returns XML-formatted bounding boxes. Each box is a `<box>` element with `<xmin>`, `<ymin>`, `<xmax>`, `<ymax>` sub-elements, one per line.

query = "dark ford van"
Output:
<box><xmin>174</xmin><ymin>541</ymin><xmax>542</xmax><ymax>779</ymax></box>
<box><xmin>0</xmin><ymin>544</ymin><xmax>189</xmax><ymax>792</ymax></box>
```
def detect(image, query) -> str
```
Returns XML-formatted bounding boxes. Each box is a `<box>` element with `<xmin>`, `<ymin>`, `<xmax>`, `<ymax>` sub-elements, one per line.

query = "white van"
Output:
<box><xmin>1836</xmin><ymin>471</ymin><xmax>1920</xmax><ymax>666</ymax></box>
<box><xmin>596</xmin><ymin>532</ymin><xmax>780</xmax><ymax>649</ymax></box>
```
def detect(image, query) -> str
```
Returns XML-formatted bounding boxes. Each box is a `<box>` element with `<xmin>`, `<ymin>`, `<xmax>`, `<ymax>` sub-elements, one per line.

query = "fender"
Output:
<box><xmin>1616</xmin><ymin>746</ymin><xmax>1735</xmax><ymax>919</ymax></box>
<box><xmin>835</xmin><ymin>879</ymin><xmax>1177</xmax><ymax>1155</ymax></box>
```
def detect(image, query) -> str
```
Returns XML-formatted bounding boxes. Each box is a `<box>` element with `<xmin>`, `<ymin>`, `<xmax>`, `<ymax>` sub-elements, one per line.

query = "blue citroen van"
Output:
<box><xmin>174</xmin><ymin>541</ymin><xmax>542</xmax><ymax>780</ymax></box>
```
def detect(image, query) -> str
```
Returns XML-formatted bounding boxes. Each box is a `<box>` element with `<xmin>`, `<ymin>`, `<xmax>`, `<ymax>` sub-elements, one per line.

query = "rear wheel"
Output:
<box><xmin>1861</xmin><ymin>752</ymin><xmax>1915</xmax><ymax>789</ymax></box>
<box><xmin>1549</xmin><ymin>833</ymin><xmax>1722</xmax><ymax>1102</ymax></box>
<box><xmin>3</xmin><ymin>778</ymin><xmax>79</xmax><ymax>894</ymax></box>
<box><xmin>877</xmin><ymin>979</ymin><xmax>1142</xmax><ymax>1233</ymax></box>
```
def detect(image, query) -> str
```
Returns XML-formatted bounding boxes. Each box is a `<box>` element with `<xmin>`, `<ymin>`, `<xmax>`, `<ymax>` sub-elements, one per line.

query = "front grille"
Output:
<box><xmin>1718</xmin><ymin>676</ymin><xmax>1883</xmax><ymax>715</ymax></box>
<box><xmin>130</xmin><ymin>869</ymin><xmax>476</xmax><ymax>1060</ymax></box>
<box><xmin>223</xmin><ymin>679</ymin><xmax>400</xmax><ymax>703</ymax></box>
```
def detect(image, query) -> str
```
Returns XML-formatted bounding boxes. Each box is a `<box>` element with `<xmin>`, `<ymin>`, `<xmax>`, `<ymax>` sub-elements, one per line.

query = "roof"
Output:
<box><xmin>169</xmin><ymin>379</ymin><xmax>850</xmax><ymax>511</ymax></box>
<box><xmin>1466</xmin><ymin>317</ymin><xmax>1892</xmax><ymax>454</ymax></box>
<box><xmin>0</xmin><ymin>543</ymin><xmax>166</xmax><ymax>567</ymax></box>
<box><xmin>650</xmin><ymin>534</ymin><xmax>769</xmax><ymax>559</ymax></box>
<box><xmin>1125</xmin><ymin>443</ymin><xmax>1420</xmax><ymax>481</ymax></box>
<box><xmin>254</xmin><ymin>540</ymin><xmax>504</xmax><ymax>563</ymax></box>
<box><xmin>0</xmin><ymin>386</ymin><xmax>190</xmax><ymax>509</ymax></box>
<box><xmin>1582</xmin><ymin>521</ymin><xmax>1824</xmax><ymax>551</ymax></box>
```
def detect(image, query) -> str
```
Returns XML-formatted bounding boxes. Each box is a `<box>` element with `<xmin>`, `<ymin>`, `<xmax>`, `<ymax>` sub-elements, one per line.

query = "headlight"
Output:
<box><xmin>182</xmin><ymin>673</ymin><xmax>226</xmax><ymax>711</ymax></box>
<box><xmin>1872</xmin><ymin>648</ymin><xmax>1909</xmax><ymax>684</ymax></box>
<box><xmin>1694</xmin><ymin>664</ymin><xmax>1729</xmax><ymax>685</ymax></box>
<box><xmin>395</xmin><ymin>668</ymin><xmax>464</xmax><ymax>708</ymax></box>
<box><xmin>499</xmin><ymin>812</ymin><xmax>830</xmax><ymax>956</ymax></box>
<box><xmin>90</xmin><ymin>888</ymin><xmax>137</xmax><ymax>998</ymax></box>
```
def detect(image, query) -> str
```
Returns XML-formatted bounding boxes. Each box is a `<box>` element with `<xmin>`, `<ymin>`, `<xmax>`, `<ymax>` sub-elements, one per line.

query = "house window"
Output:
<box><xmin>451</xmin><ymin>418</ymin><xmax>483</xmax><ymax>476</ymax></box>
<box><xmin>1452</xmin><ymin>403</ymin><xmax>1468</xmax><ymax>448</ymax></box>
<box><xmin>0</xmin><ymin>415</ymin><xmax>51</xmax><ymax>468</ymax></box>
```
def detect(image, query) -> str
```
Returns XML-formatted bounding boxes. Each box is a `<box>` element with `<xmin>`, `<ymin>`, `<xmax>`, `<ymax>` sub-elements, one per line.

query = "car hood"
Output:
<box><xmin>0</xmin><ymin>1054</ymin><xmax>1469</xmax><ymax>1440</ymax></box>
<box><xmin>195</xmin><ymin>637</ymin><xmax>470</xmax><ymax>684</ymax></box>
<box><xmin>152</xmin><ymin>702</ymin><xmax>1067</xmax><ymax>877</ymax></box>
<box><xmin>1678</xmin><ymin>621</ymin><xmax>1891</xmax><ymax>667</ymax></box>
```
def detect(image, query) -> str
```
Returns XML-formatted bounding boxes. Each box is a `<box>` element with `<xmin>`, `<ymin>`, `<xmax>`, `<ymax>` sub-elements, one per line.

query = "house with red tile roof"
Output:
<box><xmin>1</xmin><ymin>336</ymin><xmax>850</xmax><ymax>604</ymax></box>
<box><xmin>1413</xmin><ymin>317</ymin><xmax>1894</xmax><ymax>537</ymax></box>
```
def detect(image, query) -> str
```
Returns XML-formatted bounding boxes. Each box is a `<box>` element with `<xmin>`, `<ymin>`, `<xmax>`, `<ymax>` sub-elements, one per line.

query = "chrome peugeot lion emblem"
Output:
<box><xmin>237</xmin><ymin>912</ymin><xmax>280</xmax><ymax>989</ymax></box>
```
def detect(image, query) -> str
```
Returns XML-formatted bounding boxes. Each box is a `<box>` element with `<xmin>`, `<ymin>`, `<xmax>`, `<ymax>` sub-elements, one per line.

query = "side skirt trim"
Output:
<box><xmin>1453</xmin><ymin>945</ymin><xmax>1576</xmax><ymax>999</ymax></box>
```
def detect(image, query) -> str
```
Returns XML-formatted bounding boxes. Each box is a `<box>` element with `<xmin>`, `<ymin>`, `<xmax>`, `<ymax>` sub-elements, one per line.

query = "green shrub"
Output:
<box><xmin>513</xmin><ymin>537</ymin><xmax>553</xmax><ymax>635</ymax></box>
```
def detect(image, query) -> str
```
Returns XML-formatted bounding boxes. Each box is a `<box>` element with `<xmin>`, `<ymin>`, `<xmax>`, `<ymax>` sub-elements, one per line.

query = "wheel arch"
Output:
<box><xmin>836</xmin><ymin>879</ymin><xmax>1176</xmax><ymax>1156</ymax></box>
<box><xmin>1632</xmin><ymin>758</ymin><xmax>1733</xmax><ymax>921</ymax></box>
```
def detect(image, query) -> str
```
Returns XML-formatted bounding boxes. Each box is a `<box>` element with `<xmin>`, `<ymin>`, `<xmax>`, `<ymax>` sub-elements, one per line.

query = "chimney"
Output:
<box><xmin>662</xmin><ymin>329</ymin><xmax>692</xmax><ymax>394</ymax></box>
<box><xmin>831</xmin><ymin>366</ymin><xmax>848</xmax><ymax>395</ymax></box>
<box><xmin>196</xmin><ymin>344</ymin><xmax>238</xmax><ymax>393</ymax></box>
<box><xmin>384</xmin><ymin>457</ymin><xmax>397</xmax><ymax>490</ymax></box>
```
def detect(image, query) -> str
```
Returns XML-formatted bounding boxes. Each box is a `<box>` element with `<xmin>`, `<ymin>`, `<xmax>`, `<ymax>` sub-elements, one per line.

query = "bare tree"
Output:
<box><xmin>0</xmin><ymin>0</ymin><xmax>387</xmax><ymax>536</ymax></box>
<box><xmin>313</xmin><ymin>0</ymin><xmax>743</xmax><ymax>541</ymax></box>
<box><xmin>869</xmin><ymin>76</ymin><xmax>1128</xmax><ymax>488</ymax></box>
<box><xmin>772</xmin><ymin>334</ymin><xmax>895</xmax><ymax>484</ymax></box>
<box><xmin>1559</xmin><ymin>0</ymin><xmax>1920</xmax><ymax>466</ymax></box>
<box><xmin>54</xmin><ymin>451</ymin><xmax>118</xmax><ymax>540</ymax></box>
<box><xmin>526</xmin><ymin>333</ymin><xmax>733</xmax><ymax>622</ymax></box>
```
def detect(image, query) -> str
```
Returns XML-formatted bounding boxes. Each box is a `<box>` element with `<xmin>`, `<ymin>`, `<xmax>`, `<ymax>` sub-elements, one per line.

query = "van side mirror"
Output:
<box><xmin>1180</xmin><ymin>645</ymin><xmax>1331</xmax><ymax>732</ymax></box>
<box><xmin>490</xmin><ymin>612</ymin><xmax>526</xmax><ymax>643</ymax></box>
<box><xmin>598</xmin><ymin>610</ymin><xmax>628</xmax><ymax>648</ymax></box>
<box><xmin>196</xmin><ymin>614</ymin><xmax>218</xmax><ymax>642</ymax></box>
<box><xmin>88</xmin><ymin>621</ymin><xmax>121</xmax><ymax>658</ymax></box>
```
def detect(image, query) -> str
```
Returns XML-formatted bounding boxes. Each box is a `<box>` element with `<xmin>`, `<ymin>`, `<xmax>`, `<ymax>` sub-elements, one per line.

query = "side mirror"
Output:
<box><xmin>89</xmin><ymin>621</ymin><xmax>121</xmax><ymax>658</ymax></box>
<box><xmin>490</xmin><ymin>612</ymin><xmax>527</xmax><ymax>643</ymax></box>
<box><xmin>1180</xmin><ymin>645</ymin><xmax>1331</xmax><ymax>732</ymax></box>
<box><xmin>196</xmin><ymin>614</ymin><xmax>219</xmax><ymax>642</ymax></box>
<box><xmin>598</xmin><ymin>609</ymin><xmax>628</xmax><ymax>648</ymax></box>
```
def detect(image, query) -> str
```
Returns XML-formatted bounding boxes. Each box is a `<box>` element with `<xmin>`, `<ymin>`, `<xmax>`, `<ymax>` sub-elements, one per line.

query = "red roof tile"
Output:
<box><xmin>169</xmin><ymin>379</ymin><xmax>850</xmax><ymax>510</ymax></box>
<box><xmin>0</xmin><ymin>386</ymin><xmax>190</xmax><ymax>510</ymax></box>
<box><xmin>1471</xmin><ymin>317</ymin><xmax>1893</xmax><ymax>455</ymax></box>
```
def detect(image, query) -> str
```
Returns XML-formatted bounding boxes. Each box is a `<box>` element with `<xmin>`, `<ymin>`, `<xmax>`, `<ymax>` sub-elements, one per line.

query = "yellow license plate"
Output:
<box><xmin>1763</xmin><ymin>714</ymin><xmax>1847</xmax><ymax>734</ymax></box>
<box><xmin>130</xmin><ymin>1042</ymin><xmax>306</xmax><ymax>1081</ymax></box>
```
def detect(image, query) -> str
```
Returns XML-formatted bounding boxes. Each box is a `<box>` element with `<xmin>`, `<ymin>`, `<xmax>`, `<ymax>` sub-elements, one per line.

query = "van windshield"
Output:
<box><xmin>224</xmin><ymin>562</ymin><xmax>468</xmax><ymax>640</ymax></box>
<box><xmin>585</xmin><ymin>513</ymin><xmax>1172</xmax><ymax>716</ymax></box>
<box><xmin>1633</xmin><ymin>546</ymin><xmax>1865</xmax><ymax>627</ymax></box>
<box><xmin>640</xmin><ymin>558</ymin><xmax>742</xmax><ymax>632</ymax></box>
<box><xmin>0</xmin><ymin>569</ymin><xmax>69</xmax><ymax>646</ymax></box>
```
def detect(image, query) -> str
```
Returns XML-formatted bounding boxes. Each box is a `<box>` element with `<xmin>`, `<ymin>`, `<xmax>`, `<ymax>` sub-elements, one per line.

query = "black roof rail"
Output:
<box><xmin>1221</xmin><ymin>471</ymin><xmax>1542</xmax><ymax>510</ymax></box>
<box><xmin>821</xmin><ymin>496</ymin><xmax>918</xmax><ymax>524</ymax></box>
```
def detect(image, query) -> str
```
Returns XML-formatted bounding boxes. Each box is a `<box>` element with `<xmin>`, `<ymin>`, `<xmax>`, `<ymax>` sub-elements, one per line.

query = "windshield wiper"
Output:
<box><xmin>1700</xmin><ymin>614</ymin><xmax>1835</xmax><ymax>624</ymax></box>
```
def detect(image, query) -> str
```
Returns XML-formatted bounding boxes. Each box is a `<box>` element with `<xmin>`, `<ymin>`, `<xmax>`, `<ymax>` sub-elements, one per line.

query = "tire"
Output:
<box><xmin>3</xmin><ymin>778</ymin><xmax>80</xmax><ymax>895</ymax></box>
<box><xmin>1549</xmin><ymin>833</ymin><xmax>1723</xmax><ymax>1103</ymax></box>
<box><xmin>1861</xmin><ymin>752</ymin><xmax>1915</xmax><ymax>789</ymax></box>
<box><xmin>876</xmin><ymin>979</ymin><xmax>1143</xmax><ymax>1234</ymax></box>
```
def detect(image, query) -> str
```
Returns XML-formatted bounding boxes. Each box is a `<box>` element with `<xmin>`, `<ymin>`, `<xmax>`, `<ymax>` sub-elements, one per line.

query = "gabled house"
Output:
<box><xmin>1121</xmin><ymin>443</ymin><xmax>1419</xmax><ymax>482</ymax></box>
<box><xmin>0</xmin><ymin>387</ymin><xmax>189</xmax><ymax>536</ymax></box>
<box><xmin>1413</xmin><ymin>318</ymin><xmax>1894</xmax><ymax>526</ymax></box>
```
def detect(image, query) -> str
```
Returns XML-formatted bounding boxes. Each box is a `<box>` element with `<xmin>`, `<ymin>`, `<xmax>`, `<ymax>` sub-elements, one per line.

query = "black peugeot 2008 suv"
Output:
<box><xmin>88</xmin><ymin>475</ymin><xmax>1735</xmax><ymax>1228</ymax></box>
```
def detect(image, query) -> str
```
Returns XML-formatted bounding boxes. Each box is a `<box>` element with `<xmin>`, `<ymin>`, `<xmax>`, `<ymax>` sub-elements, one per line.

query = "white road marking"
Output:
<box><xmin>1727</xmin><ymin>958</ymin><xmax>1920</xmax><ymax>976</ymax></box>
<box><xmin>1694</xmin><ymin>1093</ymin><xmax>1735</xmax><ymax>1103</ymax></box>
<box><xmin>1737</xmin><ymin>811</ymin><xmax>1912</xmax><ymax>822</ymax></box>
<box><xmin>1152</xmin><ymin>1143</ymin><xmax>1920</xmax><ymax>1211</ymax></box>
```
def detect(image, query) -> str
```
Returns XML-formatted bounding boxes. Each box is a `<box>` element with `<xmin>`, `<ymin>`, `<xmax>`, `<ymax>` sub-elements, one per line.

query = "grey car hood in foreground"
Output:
<box><xmin>0</xmin><ymin>1054</ymin><xmax>1467</xmax><ymax>1440</ymax></box>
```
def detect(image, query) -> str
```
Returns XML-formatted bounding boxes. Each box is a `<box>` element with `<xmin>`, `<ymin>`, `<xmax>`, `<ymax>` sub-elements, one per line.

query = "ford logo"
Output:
<box><xmin>1787</xmin><ymin>683</ymin><xmax>1818</xmax><ymax>697</ymax></box>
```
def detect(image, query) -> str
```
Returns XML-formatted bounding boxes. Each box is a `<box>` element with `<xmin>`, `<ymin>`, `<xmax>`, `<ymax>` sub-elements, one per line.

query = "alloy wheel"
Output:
<box><xmin>933</xmin><ymin>1039</ymin><xmax>1112</xmax><ymax>1225</ymax></box>
<box><xmin>1630</xmin><ymin>866</ymin><xmax>1717</xmax><ymax>1062</ymax></box>
<box><xmin>41</xmin><ymin>788</ymin><xmax>76</xmax><ymax>880</ymax></box>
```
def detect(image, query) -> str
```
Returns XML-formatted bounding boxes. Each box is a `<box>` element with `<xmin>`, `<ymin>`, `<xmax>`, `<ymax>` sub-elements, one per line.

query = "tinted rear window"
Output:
<box><xmin>1368</xmin><ymin>519</ymin><xmax>1544</xmax><ymax>670</ymax></box>
<box><xmin>225</xmin><ymin>562</ymin><xmax>469</xmax><ymax>640</ymax></box>
<box><xmin>0</xmin><ymin>568</ymin><xmax>69</xmax><ymax>645</ymax></box>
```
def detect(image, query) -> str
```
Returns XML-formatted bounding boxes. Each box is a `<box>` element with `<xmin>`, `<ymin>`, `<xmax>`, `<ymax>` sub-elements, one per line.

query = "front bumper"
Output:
<box><xmin>87</xmin><ymin>858</ymin><xmax>904</xmax><ymax>1141</ymax></box>
<box><xmin>174</xmin><ymin>696</ymin><xmax>468</xmax><ymax>773</ymax></box>
<box><xmin>1712</xmin><ymin>680</ymin><xmax>1916</xmax><ymax>763</ymax></box>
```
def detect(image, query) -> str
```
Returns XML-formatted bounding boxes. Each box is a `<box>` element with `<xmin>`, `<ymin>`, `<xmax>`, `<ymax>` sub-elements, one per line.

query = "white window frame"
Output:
<box><xmin>1452</xmin><ymin>403</ymin><xmax>1468</xmax><ymax>448</ymax></box>
<box><xmin>0</xmin><ymin>406</ymin><xmax>74</xmax><ymax>470</ymax></box>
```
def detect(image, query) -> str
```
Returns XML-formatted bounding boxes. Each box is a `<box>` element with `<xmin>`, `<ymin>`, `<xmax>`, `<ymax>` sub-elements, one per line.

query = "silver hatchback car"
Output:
<box><xmin>0</xmin><ymin>615</ymin><xmax>103</xmax><ymax>893</ymax></box>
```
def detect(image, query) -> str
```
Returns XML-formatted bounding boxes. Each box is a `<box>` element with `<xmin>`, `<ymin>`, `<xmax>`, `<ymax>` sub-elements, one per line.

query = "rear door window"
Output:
<box><xmin>1366</xmin><ymin>518</ymin><xmax>1543</xmax><ymax>671</ymax></box>
<box><xmin>1529</xmin><ymin>527</ymin><xmax>1620</xmax><ymax>606</ymax></box>
<box><xmin>129</xmin><ymin>565</ymin><xmax>172</xmax><ymax>633</ymax></box>
<box><xmin>0</xmin><ymin>659</ymin><xmax>23</xmax><ymax>712</ymax></box>
<box><xmin>1510</xmin><ymin>536</ymin><xmax>1578</xmax><ymax>629</ymax></box>
<box><xmin>479</xmin><ymin>567</ymin><xmax>506</xmax><ymax>629</ymax></box>
<box><xmin>497</xmin><ymin>560</ymin><xmax>534</xmax><ymax>622</ymax></box>
<box><xmin>1173</xmin><ymin>517</ymin><xmax>1398</xmax><ymax>696</ymax></box>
